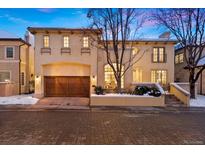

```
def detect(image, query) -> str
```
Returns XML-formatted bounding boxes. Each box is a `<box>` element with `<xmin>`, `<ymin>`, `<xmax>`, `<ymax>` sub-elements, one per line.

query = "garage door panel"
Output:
<box><xmin>44</xmin><ymin>76</ymin><xmax>90</xmax><ymax>97</ymax></box>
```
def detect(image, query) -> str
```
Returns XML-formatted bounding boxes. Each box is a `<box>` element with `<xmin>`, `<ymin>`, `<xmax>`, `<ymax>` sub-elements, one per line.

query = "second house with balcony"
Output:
<box><xmin>28</xmin><ymin>27</ymin><xmax>177</xmax><ymax>98</ymax></box>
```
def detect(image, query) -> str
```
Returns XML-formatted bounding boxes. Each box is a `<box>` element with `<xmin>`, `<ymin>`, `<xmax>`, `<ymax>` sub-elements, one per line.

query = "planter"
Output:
<box><xmin>90</xmin><ymin>94</ymin><xmax>165</xmax><ymax>106</ymax></box>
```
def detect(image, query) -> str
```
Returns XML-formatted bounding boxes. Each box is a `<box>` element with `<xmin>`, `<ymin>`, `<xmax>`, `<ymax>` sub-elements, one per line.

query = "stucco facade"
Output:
<box><xmin>97</xmin><ymin>42</ymin><xmax>175</xmax><ymax>90</ymax></box>
<box><xmin>29</xmin><ymin>27</ymin><xmax>177</xmax><ymax>97</ymax></box>
<box><xmin>175</xmin><ymin>48</ymin><xmax>205</xmax><ymax>95</ymax></box>
<box><xmin>0</xmin><ymin>39</ymin><xmax>34</xmax><ymax>96</ymax></box>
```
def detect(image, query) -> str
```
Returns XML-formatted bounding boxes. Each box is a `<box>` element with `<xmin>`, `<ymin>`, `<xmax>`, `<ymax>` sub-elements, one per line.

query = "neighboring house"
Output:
<box><xmin>175</xmin><ymin>47</ymin><xmax>205</xmax><ymax>95</ymax></box>
<box><xmin>0</xmin><ymin>38</ymin><xmax>34</xmax><ymax>96</ymax></box>
<box><xmin>28</xmin><ymin>27</ymin><xmax>177</xmax><ymax>98</ymax></box>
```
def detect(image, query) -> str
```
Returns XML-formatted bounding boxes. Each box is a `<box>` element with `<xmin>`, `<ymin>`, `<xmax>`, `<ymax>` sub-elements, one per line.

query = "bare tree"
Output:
<box><xmin>87</xmin><ymin>8</ymin><xmax>145</xmax><ymax>92</ymax></box>
<box><xmin>152</xmin><ymin>8</ymin><xmax>205</xmax><ymax>98</ymax></box>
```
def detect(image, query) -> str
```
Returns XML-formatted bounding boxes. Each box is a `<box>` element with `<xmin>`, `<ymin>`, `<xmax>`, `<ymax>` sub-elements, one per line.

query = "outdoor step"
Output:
<box><xmin>165</xmin><ymin>94</ymin><xmax>186</xmax><ymax>107</ymax></box>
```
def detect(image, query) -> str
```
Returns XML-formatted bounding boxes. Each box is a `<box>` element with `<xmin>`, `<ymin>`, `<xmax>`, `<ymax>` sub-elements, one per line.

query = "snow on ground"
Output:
<box><xmin>190</xmin><ymin>95</ymin><xmax>205</xmax><ymax>107</ymax></box>
<box><xmin>0</xmin><ymin>94</ymin><xmax>39</xmax><ymax>105</ymax></box>
<box><xmin>91</xmin><ymin>93</ymin><xmax>154</xmax><ymax>97</ymax></box>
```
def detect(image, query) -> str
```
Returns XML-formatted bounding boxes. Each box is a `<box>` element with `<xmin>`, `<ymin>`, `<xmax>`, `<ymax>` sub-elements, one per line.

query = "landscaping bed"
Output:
<box><xmin>91</xmin><ymin>83</ymin><xmax>165</xmax><ymax>107</ymax></box>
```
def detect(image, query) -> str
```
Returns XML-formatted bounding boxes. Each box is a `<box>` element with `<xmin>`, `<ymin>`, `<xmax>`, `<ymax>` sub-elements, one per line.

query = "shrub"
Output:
<box><xmin>133</xmin><ymin>86</ymin><xmax>150</xmax><ymax>95</ymax></box>
<box><xmin>94</xmin><ymin>86</ymin><xmax>105</xmax><ymax>95</ymax></box>
<box><xmin>133</xmin><ymin>86</ymin><xmax>161</xmax><ymax>97</ymax></box>
<box><xmin>148</xmin><ymin>87</ymin><xmax>161</xmax><ymax>97</ymax></box>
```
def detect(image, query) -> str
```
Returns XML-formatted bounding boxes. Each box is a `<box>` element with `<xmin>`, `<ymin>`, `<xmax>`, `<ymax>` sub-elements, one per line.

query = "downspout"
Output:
<box><xmin>19</xmin><ymin>43</ymin><xmax>26</xmax><ymax>95</ymax></box>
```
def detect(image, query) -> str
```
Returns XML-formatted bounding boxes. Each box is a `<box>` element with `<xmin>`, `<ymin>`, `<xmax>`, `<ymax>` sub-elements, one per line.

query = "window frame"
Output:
<box><xmin>5</xmin><ymin>46</ymin><xmax>15</xmax><ymax>59</ymax></box>
<box><xmin>151</xmin><ymin>69</ymin><xmax>167</xmax><ymax>85</ymax></box>
<box><xmin>152</xmin><ymin>47</ymin><xmax>166</xmax><ymax>63</ymax></box>
<box><xmin>104</xmin><ymin>63</ymin><xmax>124</xmax><ymax>89</ymax></box>
<box><xmin>43</xmin><ymin>35</ymin><xmax>50</xmax><ymax>48</ymax></box>
<box><xmin>132</xmin><ymin>47</ymin><xmax>140</xmax><ymax>56</ymax></box>
<box><xmin>82</xmin><ymin>36</ymin><xmax>89</xmax><ymax>48</ymax></box>
<box><xmin>0</xmin><ymin>70</ymin><xmax>11</xmax><ymax>83</ymax></box>
<box><xmin>133</xmin><ymin>67</ymin><xmax>143</xmax><ymax>83</ymax></box>
<box><xmin>175</xmin><ymin>53</ymin><xmax>184</xmax><ymax>64</ymax></box>
<box><xmin>63</xmin><ymin>36</ymin><xmax>70</xmax><ymax>48</ymax></box>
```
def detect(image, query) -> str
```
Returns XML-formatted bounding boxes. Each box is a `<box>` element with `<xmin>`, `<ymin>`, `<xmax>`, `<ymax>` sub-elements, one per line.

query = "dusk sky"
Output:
<box><xmin>0</xmin><ymin>8</ymin><xmax>163</xmax><ymax>39</ymax></box>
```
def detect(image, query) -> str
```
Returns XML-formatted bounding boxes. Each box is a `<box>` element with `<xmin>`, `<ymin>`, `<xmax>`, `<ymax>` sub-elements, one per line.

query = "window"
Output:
<box><xmin>63</xmin><ymin>36</ymin><xmax>69</xmax><ymax>48</ymax></box>
<box><xmin>0</xmin><ymin>71</ymin><xmax>10</xmax><ymax>82</ymax></box>
<box><xmin>132</xmin><ymin>47</ymin><xmax>139</xmax><ymax>55</ymax></box>
<box><xmin>5</xmin><ymin>47</ymin><xmax>14</xmax><ymax>59</ymax></box>
<box><xmin>21</xmin><ymin>72</ymin><xmax>25</xmax><ymax>86</ymax></box>
<box><xmin>83</xmin><ymin>37</ymin><xmax>89</xmax><ymax>48</ymax></box>
<box><xmin>43</xmin><ymin>36</ymin><xmax>49</xmax><ymax>48</ymax></box>
<box><xmin>175</xmin><ymin>53</ymin><xmax>184</xmax><ymax>64</ymax></box>
<box><xmin>152</xmin><ymin>47</ymin><xmax>166</xmax><ymax>63</ymax></box>
<box><xmin>133</xmin><ymin>68</ymin><xmax>142</xmax><ymax>82</ymax></box>
<box><xmin>104</xmin><ymin>64</ymin><xmax>124</xmax><ymax>89</ymax></box>
<box><xmin>151</xmin><ymin>70</ymin><xmax>167</xmax><ymax>85</ymax></box>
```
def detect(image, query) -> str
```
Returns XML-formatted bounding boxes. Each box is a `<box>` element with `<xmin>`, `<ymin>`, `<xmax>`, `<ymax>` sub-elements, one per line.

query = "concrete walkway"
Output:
<box><xmin>32</xmin><ymin>97</ymin><xmax>90</xmax><ymax>110</ymax></box>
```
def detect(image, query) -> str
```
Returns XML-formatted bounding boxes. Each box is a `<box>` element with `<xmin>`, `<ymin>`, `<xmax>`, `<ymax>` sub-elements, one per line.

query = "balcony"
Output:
<box><xmin>61</xmin><ymin>47</ymin><xmax>71</xmax><ymax>54</ymax></box>
<box><xmin>81</xmin><ymin>48</ymin><xmax>91</xmax><ymax>55</ymax></box>
<box><xmin>41</xmin><ymin>48</ymin><xmax>51</xmax><ymax>54</ymax></box>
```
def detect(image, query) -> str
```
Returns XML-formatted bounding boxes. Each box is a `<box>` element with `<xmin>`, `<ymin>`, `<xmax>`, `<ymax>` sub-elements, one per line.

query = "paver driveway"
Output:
<box><xmin>0</xmin><ymin>110</ymin><xmax>205</xmax><ymax>144</ymax></box>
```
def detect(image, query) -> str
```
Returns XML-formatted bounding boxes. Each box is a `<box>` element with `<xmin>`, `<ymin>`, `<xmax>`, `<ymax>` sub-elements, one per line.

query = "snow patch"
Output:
<box><xmin>190</xmin><ymin>95</ymin><xmax>205</xmax><ymax>107</ymax></box>
<box><xmin>0</xmin><ymin>94</ymin><xmax>39</xmax><ymax>105</ymax></box>
<box><xmin>91</xmin><ymin>93</ymin><xmax>154</xmax><ymax>97</ymax></box>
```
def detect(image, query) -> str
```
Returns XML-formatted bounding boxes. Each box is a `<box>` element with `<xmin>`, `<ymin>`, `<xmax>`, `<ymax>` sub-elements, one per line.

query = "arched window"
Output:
<box><xmin>104</xmin><ymin>63</ymin><xmax>124</xmax><ymax>89</ymax></box>
<box><xmin>132</xmin><ymin>47</ymin><xmax>140</xmax><ymax>55</ymax></box>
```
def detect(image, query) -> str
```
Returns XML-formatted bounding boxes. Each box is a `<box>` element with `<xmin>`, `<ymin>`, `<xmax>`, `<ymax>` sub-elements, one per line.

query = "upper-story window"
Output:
<box><xmin>132</xmin><ymin>47</ymin><xmax>140</xmax><ymax>55</ymax></box>
<box><xmin>175</xmin><ymin>53</ymin><xmax>184</xmax><ymax>64</ymax></box>
<box><xmin>83</xmin><ymin>37</ymin><xmax>89</xmax><ymax>48</ymax></box>
<box><xmin>152</xmin><ymin>47</ymin><xmax>166</xmax><ymax>63</ymax></box>
<box><xmin>5</xmin><ymin>47</ymin><xmax>14</xmax><ymax>59</ymax></box>
<box><xmin>43</xmin><ymin>36</ymin><xmax>50</xmax><ymax>48</ymax></box>
<box><xmin>63</xmin><ymin>36</ymin><xmax>69</xmax><ymax>48</ymax></box>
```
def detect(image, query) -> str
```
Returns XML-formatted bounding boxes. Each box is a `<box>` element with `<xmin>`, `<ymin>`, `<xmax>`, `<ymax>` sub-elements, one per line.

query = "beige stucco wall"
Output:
<box><xmin>170</xmin><ymin>83</ymin><xmax>190</xmax><ymax>106</ymax></box>
<box><xmin>0</xmin><ymin>42</ymin><xmax>20</xmax><ymax>95</ymax></box>
<box><xmin>0</xmin><ymin>41</ymin><xmax>32</xmax><ymax>96</ymax></box>
<box><xmin>97</xmin><ymin>43</ymin><xmax>175</xmax><ymax>90</ymax></box>
<box><xmin>90</xmin><ymin>95</ymin><xmax>165</xmax><ymax>106</ymax></box>
<box><xmin>33</xmin><ymin>31</ymin><xmax>98</xmax><ymax>97</ymax></box>
<box><xmin>175</xmin><ymin>49</ymin><xmax>205</xmax><ymax>95</ymax></box>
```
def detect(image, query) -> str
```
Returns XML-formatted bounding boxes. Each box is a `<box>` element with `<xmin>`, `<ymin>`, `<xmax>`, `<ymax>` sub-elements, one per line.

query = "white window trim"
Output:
<box><xmin>63</xmin><ymin>36</ymin><xmax>70</xmax><ymax>48</ymax></box>
<box><xmin>82</xmin><ymin>36</ymin><xmax>89</xmax><ymax>48</ymax></box>
<box><xmin>4</xmin><ymin>46</ymin><xmax>15</xmax><ymax>59</ymax></box>
<box><xmin>0</xmin><ymin>70</ymin><xmax>11</xmax><ymax>83</ymax></box>
<box><xmin>43</xmin><ymin>35</ymin><xmax>50</xmax><ymax>48</ymax></box>
<box><xmin>151</xmin><ymin>69</ymin><xmax>168</xmax><ymax>85</ymax></box>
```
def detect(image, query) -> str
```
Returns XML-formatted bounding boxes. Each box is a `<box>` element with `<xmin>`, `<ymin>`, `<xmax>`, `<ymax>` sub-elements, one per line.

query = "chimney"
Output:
<box><xmin>24</xmin><ymin>31</ymin><xmax>30</xmax><ymax>43</ymax></box>
<box><xmin>159</xmin><ymin>32</ymin><xmax>171</xmax><ymax>39</ymax></box>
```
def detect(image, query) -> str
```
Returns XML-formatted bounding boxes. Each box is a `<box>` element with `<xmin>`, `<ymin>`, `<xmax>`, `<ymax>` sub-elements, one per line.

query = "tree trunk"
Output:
<box><xmin>189</xmin><ymin>69</ymin><xmax>196</xmax><ymax>99</ymax></box>
<box><xmin>190</xmin><ymin>81</ymin><xmax>196</xmax><ymax>99</ymax></box>
<box><xmin>116</xmin><ymin>77</ymin><xmax>122</xmax><ymax>93</ymax></box>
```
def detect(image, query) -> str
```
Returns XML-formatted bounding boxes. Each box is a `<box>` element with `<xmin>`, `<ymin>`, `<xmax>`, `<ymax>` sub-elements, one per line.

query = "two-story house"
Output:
<box><xmin>175</xmin><ymin>47</ymin><xmax>205</xmax><ymax>95</ymax></box>
<box><xmin>28</xmin><ymin>27</ymin><xmax>177</xmax><ymax>98</ymax></box>
<box><xmin>0</xmin><ymin>37</ymin><xmax>34</xmax><ymax>96</ymax></box>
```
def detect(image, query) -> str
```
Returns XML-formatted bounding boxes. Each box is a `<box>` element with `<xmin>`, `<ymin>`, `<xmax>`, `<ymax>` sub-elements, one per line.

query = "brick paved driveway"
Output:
<box><xmin>0</xmin><ymin>110</ymin><xmax>205</xmax><ymax>144</ymax></box>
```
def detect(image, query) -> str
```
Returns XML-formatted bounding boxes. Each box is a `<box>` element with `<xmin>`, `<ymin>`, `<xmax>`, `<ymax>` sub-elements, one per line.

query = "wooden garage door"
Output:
<box><xmin>44</xmin><ymin>76</ymin><xmax>90</xmax><ymax>97</ymax></box>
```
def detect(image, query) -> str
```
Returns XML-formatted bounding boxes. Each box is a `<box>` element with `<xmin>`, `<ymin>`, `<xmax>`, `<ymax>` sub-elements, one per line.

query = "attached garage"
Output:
<box><xmin>44</xmin><ymin>76</ymin><xmax>90</xmax><ymax>97</ymax></box>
